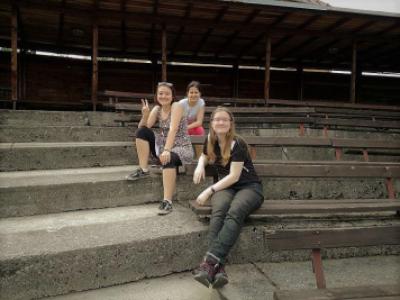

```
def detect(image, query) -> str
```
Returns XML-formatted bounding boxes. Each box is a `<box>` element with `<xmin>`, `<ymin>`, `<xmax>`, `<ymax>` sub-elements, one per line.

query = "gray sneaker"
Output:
<box><xmin>125</xmin><ymin>168</ymin><xmax>149</xmax><ymax>181</ymax></box>
<box><xmin>158</xmin><ymin>200</ymin><xmax>173</xmax><ymax>215</ymax></box>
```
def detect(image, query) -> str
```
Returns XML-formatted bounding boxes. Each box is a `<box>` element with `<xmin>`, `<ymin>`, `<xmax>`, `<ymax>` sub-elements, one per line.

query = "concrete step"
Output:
<box><xmin>1</xmin><ymin>204</ymin><xmax>399</xmax><ymax>300</ymax></box>
<box><xmin>2</xmin><ymin>140</ymin><xmax>399</xmax><ymax>172</ymax></box>
<box><xmin>0</xmin><ymin>125</ymin><xmax>133</xmax><ymax>142</ymax></box>
<box><xmin>1</xmin><ymin>164</ymin><xmax>396</xmax><ymax>218</ymax></box>
<box><xmin>0</xmin><ymin>141</ymin><xmax>137</xmax><ymax>171</ymax></box>
<box><xmin>0</xmin><ymin>109</ymin><xmax>132</xmax><ymax>127</ymax></box>
<box><xmin>40</xmin><ymin>256</ymin><xmax>400</xmax><ymax>300</ymax></box>
<box><xmin>0</xmin><ymin>165</ymin><xmax>167</xmax><ymax>218</ymax></box>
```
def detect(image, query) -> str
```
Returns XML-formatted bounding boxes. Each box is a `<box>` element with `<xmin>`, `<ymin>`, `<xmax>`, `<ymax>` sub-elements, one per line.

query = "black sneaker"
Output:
<box><xmin>158</xmin><ymin>200</ymin><xmax>173</xmax><ymax>215</ymax></box>
<box><xmin>125</xmin><ymin>168</ymin><xmax>149</xmax><ymax>181</ymax></box>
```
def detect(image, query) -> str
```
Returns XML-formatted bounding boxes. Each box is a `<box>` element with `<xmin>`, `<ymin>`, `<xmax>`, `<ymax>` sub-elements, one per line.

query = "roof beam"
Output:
<box><xmin>170</xmin><ymin>2</ymin><xmax>192</xmax><ymax>57</ymax></box>
<box><xmin>14</xmin><ymin>1</ymin><xmax>398</xmax><ymax>43</ymax></box>
<box><xmin>192</xmin><ymin>6</ymin><xmax>229</xmax><ymax>58</ymax></box>
<box><xmin>57</xmin><ymin>0</ymin><xmax>66</xmax><ymax>46</ymax></box>
<box><xmin>237</xmin><ymin>12</ymin><xmax>291</xmax><ymax>60</ymax></box>
<box><xmin>147</xmin><ymin>0</ymin><xmax>159</xmax><ymax>58</ymax></box>
<box><xmin>214</xmin><ymin>8</ymin><xmax>261</xmax><ymax>58</ymax></box>
<box><xmin>274</xmin><ymin>17</ymin><xmax>350</xmax><ymax>62</ymax></box>
<box><xmin>121</xmin><ymin>0</ymin><xmax>127</xmax><ymax>52</ymax></box>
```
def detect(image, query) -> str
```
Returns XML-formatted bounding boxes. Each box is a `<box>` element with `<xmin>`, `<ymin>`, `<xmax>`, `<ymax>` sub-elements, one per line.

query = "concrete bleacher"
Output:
<box><xmin>0</xmin><ymin>108</ymin><xmax>399</xmax><ymax>300</ymax></box>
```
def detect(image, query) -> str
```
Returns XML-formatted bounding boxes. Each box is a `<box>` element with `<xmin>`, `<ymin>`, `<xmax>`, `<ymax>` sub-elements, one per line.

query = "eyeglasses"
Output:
<box><xmin>211</xmin><ymin>118</ymin><xmax>231</xmax><ymax>123</ymax></box>
<box><xmin>158</xmin><ymin>82</ymin><xmax>173</xmax><ymax>87</ymax></box>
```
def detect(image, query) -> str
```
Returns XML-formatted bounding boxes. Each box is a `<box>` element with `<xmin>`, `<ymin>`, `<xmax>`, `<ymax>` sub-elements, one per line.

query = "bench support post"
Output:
<box><xmin>311</xmin><ymin>248</ymin><xmax>326</xmax><ymax>289</ymax></box>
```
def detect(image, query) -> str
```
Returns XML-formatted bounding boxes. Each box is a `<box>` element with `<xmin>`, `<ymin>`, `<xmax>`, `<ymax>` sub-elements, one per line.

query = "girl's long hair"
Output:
<box><xmin>207</xmin><ymin>106</ymin><xmax>237</xmax><ymax>166</ymax></box>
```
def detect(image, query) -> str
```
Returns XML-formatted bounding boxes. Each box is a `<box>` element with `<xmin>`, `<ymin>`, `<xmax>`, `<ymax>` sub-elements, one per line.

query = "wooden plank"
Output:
<box><xmin>351</xmin><ymin>41</ymin><xmax>357</xmax><ymax>104</ymax></box>
<box><xmin>264</xmin><ymin>35</ymin><xmax>271</xmax><ymax>104</ymax></box>
<box><xmin>252</xmin><ymin>163</ymin><xmax>400</xmax><ymax>177</ymax></box>
<box><xmin>189</xmin><ymin>199</ymin><xmax>400</xmax><ymax>216</ymax></box>
<box><xmin>185</xmin><ymin>161</ymin><xmax>400</xmax><ymax>178</ymax></box>
<box><xmin>91</xmin><ymin>22</ymin><xmax>98</xmax><ymax>111</ymax></box>
<box><xmin>161</xmin><ymin>24</ymin><xmax>167</xmax><ymax>81</ymax></box>
<box><xmin>204</xmin><ymin>107</ymin><xmax>316</xmax><ymax>114</ymax></box>
<box><xmin>266</xmin><ymin>226</ymin><xmax>400</xmax><ymax>251</ymax></box>
<box><xmin>11</xmin><ymin>5</ymin><xmax>18</xmax><ymax>109</ymax></box>
<box><xmin>332</xmin><ymin>138</ymin><xmax>400</xmax><ymax>149</ymax></box>
<box><xmin>274</xmin><ymin>285</ymin><xmax>400</xmax><ymax>300</ymax></box>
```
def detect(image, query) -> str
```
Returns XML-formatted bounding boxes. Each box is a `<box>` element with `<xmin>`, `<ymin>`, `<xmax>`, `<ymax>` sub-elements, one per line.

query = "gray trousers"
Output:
<box><xmin>207</xmin><ymin>183</ymin><xmax>264</xmax><ymax>264</ymax></box>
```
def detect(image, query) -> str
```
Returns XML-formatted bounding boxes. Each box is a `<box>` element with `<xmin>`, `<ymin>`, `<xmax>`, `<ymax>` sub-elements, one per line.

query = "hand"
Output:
<box><xmin>159</xmin><ymin>150</ymin><xmax>171</xmax><ymax>165</ymax></box>
<box><xmin>193</xmin><ymin>166</ymin><xmax>205</xmax><ymax>184</ymax></box>
<box><xmin>196</xmin><ymin>188</ymin><xmax>213</xmax><ymax>206</ymax></box>
<box><xmin>141</xmin><ymin>99</ymin><xmax>150</xmax><ymax>118</ymax></box>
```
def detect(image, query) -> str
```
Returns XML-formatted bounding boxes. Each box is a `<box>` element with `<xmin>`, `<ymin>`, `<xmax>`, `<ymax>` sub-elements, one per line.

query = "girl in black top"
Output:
<box><xmin>193</xmin><ymin>107</ymin><xmax>264</xmax><ymax>288</ymax></box>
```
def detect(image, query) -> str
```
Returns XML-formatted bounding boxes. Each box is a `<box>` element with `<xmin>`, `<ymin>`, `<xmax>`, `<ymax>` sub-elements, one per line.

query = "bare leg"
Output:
<box><xmin>162</xmin><ymin>168</ymin><xmax>176</xmax><ymax>202</ymax></box>
<box><xmin>136</xmin><ymin>138</ymin><xmax>150</xmax><ymax>170</ymax></box>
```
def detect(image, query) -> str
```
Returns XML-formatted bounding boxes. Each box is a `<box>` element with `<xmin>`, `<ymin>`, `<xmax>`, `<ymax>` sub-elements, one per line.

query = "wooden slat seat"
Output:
<box><xmin>189</xmin><ymin>199</ymin><xmax>400</xmax><ymax>218</ymax></box>
<box><xmin>267</xmin><ymin>225</ymin><xmax>400</xmax><ymax>292</ymax></box>
<box><xmin>274</xmin><ymin>285</ymin><xmax>400</xmax><ymax>300</ymax></box>
<box><xmin>185</xmin><ymin>160</ymin><xmax>400</xmax><ymax>178</ymax></box>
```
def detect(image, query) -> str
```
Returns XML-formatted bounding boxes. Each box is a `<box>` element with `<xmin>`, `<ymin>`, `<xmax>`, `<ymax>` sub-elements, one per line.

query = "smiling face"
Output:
<box><xmin>187</xmin><ymin>86</ymin><xmax>200</xmax><ymax>104</ymax></box>
<box><xmin>211</xmin><ymin>110</ymin><xmax>232</xmax><ymax>135</ymax></box>
<box><xmin>156</xmin><ymin>85</ymin><xmax>173</xmax><ymax>107</ymax></box>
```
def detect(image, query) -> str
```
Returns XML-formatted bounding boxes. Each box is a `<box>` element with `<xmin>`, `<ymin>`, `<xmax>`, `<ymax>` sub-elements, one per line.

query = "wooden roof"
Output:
<box><xmin>1</xmin><ymin>0</ymin><xmax>399</xmax><ymax>72</ymax></box>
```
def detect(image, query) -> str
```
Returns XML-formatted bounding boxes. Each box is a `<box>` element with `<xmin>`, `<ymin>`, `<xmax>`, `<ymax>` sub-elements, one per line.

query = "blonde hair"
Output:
<box><xmin>207</xmin><ymin>107</ymin><xmax>237</xmax><ymax>166</ymax></box>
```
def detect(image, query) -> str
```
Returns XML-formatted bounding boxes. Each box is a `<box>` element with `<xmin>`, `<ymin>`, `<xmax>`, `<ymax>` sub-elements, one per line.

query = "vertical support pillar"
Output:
<box><xmin>161</xmin><ymin>24</ymin><xmax>167</xmax><ymax>82</ymax></box>
<box><xmin>11</xmin><ymin>5</ymin><xmax>18</xmax><ymax>110</ymax></box>
<box><xmin>151</xmin><ymin>57</ymin><xmax>158</xmax><ymax>93</ymax></box>
<box><xmin>264</xmin><ymin>35</ymin><xmax>271</xmax><ymax>106</ymax></box>
<box><xmin>311</xmin><ymin>249</ymin><xmax>326</xmax><ymax>289</ymax></box>
<box><xmin>91</xmin><ymin>22</ymin><xmax>98</xmax><ymax>111</ymax></box>
<box><xmin>297</xmin><ymin>64</ymin><xmax>304</xmax><ymax>101</ymax></box>
<box><xmin>350</xmin><ymin>41</ymin><xmax>357</xmax><ymax>104</ymax></box>
<box><xmin>232</xmin><ymin>62</ymin><xmax>239</xmax><ymax>98</ymax></box>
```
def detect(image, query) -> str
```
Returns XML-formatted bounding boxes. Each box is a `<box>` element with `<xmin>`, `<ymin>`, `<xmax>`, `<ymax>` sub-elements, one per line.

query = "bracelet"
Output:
<box><xmin>164</xmin><ymin>148</ymin><xmax>171</xmax><ymax>152</ymax></box>
<box><xmin>210</xmin><ymin>187</ymin><xmax>216</xmax><ymax>194</ymax></box>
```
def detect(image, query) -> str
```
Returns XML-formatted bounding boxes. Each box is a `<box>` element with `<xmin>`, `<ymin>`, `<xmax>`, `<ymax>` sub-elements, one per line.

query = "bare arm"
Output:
<box><xmin>164</xmin><ymin>102</ymin><xmax>183</xmax><ymax>150</ymax></box>
<box><xmin>187</xmin><ymin>106</ymin><xmax>205</xmax><ymax>129</ymax></box>
<box><xmin>196</xmin><ymin>161</ymin><xmax>244</xmax><ymax>205</ymax></box>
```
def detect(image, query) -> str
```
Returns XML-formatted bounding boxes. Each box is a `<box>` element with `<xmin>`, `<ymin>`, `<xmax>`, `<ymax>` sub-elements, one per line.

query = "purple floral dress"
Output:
<box><xmin>154</xmin><ymin>107</ymin><xmax>194</xmax><ymax>165</ymax></box>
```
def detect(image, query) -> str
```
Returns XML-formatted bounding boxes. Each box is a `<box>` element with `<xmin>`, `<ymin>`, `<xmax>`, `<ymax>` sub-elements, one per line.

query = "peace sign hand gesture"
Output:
<box><xmin>141</xmin><ymin>99</ymin><xmax>150</xmax><ymax>118</ymax></box>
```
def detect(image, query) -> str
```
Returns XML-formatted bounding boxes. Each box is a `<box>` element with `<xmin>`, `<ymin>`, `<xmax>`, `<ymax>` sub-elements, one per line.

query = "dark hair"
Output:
<box><xmin>186</xmin><ymin>81</ymin><xmax>202</xmax><ymax>94</ymax></box>
<box><xmin>155</xmin><ymin>82</ymin><xmax>177</xmax><ymax>106</ymax></box>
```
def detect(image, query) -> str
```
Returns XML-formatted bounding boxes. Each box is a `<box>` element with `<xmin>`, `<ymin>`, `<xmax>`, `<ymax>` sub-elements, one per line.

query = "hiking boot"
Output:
<box><xmin>158</xmin><ymin>200</ymin><xmax>173</xmax><ymax>215</ymax></box>
<box><xmin>125</xmin><ymin>168</ymin><xmax>149</xmax><ymax>181</ymax></box>
<box><xmin>212</xmin><ymin>264</ymin><xmax>228</xmax><ymax>289</ymax></box>
<box><xmin>193</xmin><ymin>256</ymin><xmax>219</xmax><ymax>288</ymax></box>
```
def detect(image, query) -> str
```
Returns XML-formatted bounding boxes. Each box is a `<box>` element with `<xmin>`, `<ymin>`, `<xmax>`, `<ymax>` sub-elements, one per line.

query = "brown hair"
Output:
<box><xmin>207</xmin><ymin>106</ymin><xmax>237</xmax><ymax>166</ymax></box>
<box><xmin>186</xmin><ymin>81</ymin><xmax>202</xmax><ymax>94</ymax></box>
<box><xmin>154</xmin><ymin>82</ymin><xmax>177</xmax><ymax>106</ymax></box>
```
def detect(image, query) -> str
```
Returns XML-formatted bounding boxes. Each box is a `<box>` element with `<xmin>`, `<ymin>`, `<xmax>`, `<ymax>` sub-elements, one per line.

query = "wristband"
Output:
<box><xmin>164</xmin><ymin>148</ymin><xmax>171</xmax><ymax>152</ymax></box>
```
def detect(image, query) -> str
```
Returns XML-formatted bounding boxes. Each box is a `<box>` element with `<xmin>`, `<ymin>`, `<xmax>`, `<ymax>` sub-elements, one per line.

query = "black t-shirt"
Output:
<box><xmin>203</xmin><ymin>136</ymin><xmax>261</xmax><ymax>189</ymax></box>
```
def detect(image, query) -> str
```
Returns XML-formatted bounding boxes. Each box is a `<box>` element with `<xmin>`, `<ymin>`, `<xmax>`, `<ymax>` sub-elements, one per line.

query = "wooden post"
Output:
<box><xmin>91</xmin><ymin>22</ymin><xmax>98</xmax><ymax>111</ymax></box>
<box><xmin>350</xmin><ymin>41</ymin><xmax>357</xmax><ymax>104</ymax></box>
<box><xmin>232</xmin><ymin>62</ymin><xmax>239</xmax><ymax>98</ymax></box>
<box><xmin>264</xmin><ymin>35</ymin><xmax>271</xmax><ymax>106</ymax></box>
<box><xmin>297</xmin><ymin>64</ymin><xmax>304</xmax><ymax>101</ymax></box>
<box><xmin>11</xmin><ymin>5</ymin><xmax>18</xmax><ymax>110</ymax></box>
<box><xmin>161</xmin><ymin>24</ymin><xmax>167</xmax><ymax>82</ymax></box>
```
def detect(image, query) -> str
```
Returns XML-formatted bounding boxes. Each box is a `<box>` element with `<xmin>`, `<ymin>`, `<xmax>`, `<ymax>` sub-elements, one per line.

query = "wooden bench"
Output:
<box><xmin>190</xmin><ymin>135</ymin><xmax>400</xmax><ymax>162</ymax></box>
<box><xmin>187</xmin><ymin>160</ymin><xmax>400</xmax><ymax>218</ymax></box>
<box><xmin>274</xmin><ymin>284</ymin><xmax>400</xmax><ymax>300</ymax></box>
<box><xmin>269</xmin><ymin>226</ymin><xmax>400</xmax><ymax>297</ymax></box>
<box><xmin>187</xmin><ymin>160</ymin><xmax>400</xmax><ymax>297</ymax></box>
